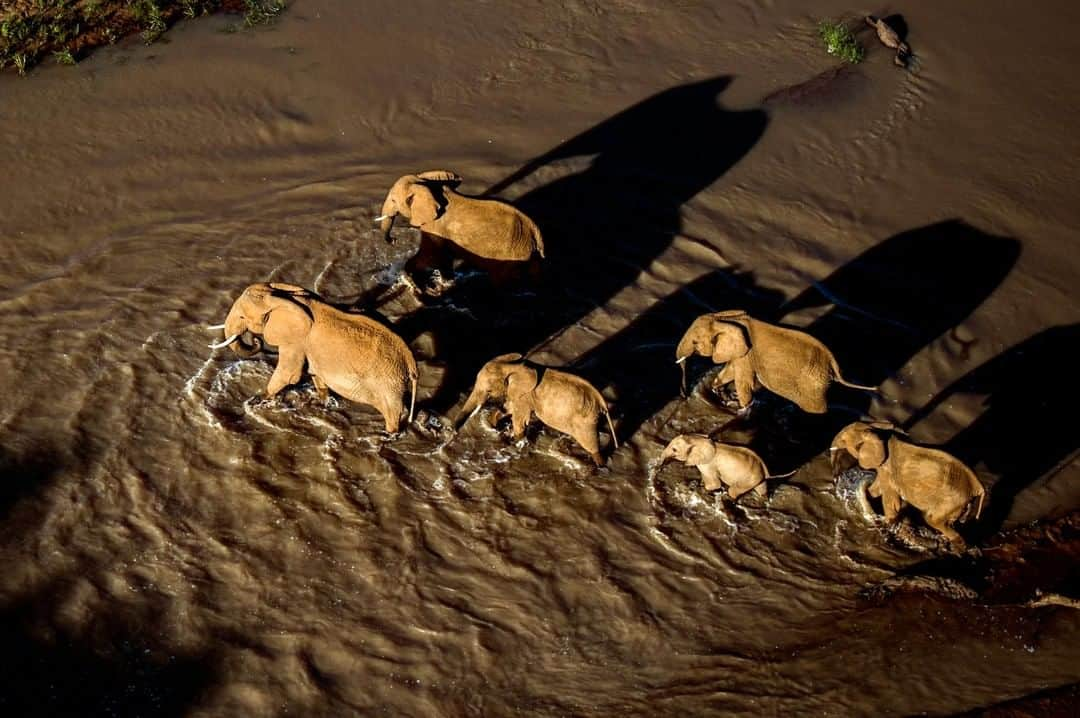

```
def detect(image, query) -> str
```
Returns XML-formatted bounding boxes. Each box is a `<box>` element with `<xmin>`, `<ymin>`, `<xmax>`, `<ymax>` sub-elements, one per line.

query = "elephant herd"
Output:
<box><xmin>209</xmin><ymin>170</ymin><xmax>987</xmax><ymax>548</ymax></box>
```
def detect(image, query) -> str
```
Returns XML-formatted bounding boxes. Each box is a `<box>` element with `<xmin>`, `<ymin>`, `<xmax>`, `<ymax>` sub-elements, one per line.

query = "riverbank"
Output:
<box><xmin>0</xmin><ymin>0</ymin><xmax>284</xmax><ymax>74</ymax></box>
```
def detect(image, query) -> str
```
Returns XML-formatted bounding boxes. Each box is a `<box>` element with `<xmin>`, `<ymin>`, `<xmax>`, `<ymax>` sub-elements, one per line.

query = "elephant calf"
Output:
<box><xmin>658</xmin><ymin>434</ymin><xmax>794</xmax><ymax>500</ymax></box>
<box><xmin>209</xmin><ymin>282</ymin><xmax>418</xmax><ymax>433</ymax></box>
<box><xmin>675</xmin><ymin>309</ymin><xmax>876</xmax><ymax>414</ymax></box>
<box><xmin>456</xmin><ymin>353</ymin><xmax>617</xmax><ymax>467</ymax></box>
<box><xmin>376</xmin><ymin>170</ymin><xmax>544</xmax><ymax>289</ymax></box>
<box><xmin>831</xmin><ymin>421</ymin><xmax>986</xmax><ymax>546</ymax></box>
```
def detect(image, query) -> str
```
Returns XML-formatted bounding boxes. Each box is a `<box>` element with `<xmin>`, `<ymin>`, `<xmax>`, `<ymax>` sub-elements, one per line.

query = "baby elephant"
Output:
<box><xmin>675</xmin><ymin>310</ymin><xmax>876</xmax><ymax>414</ymax></box>
<box><xmin>377</xmin><ymin>170</ymin><xmax>544</xmax><ymax>288</ymax></box>
<box><xmin>456</xmin><ymin>353</ymin><xmax>617</xmax><ymax>466</ymax></box>
<box><xmin>658</xmin><ymin>434</ymin><xmax>794</xmax><ymax>500</ymax></box>
<box><xmin>209</xmin><ymin>282</ymin><xmax>418</xmax><ymax>433</ymax></box>
<box><xmin>831</xmin><ymin>421</ymin><xmax>986</xmax><ymax>546</ymax></box>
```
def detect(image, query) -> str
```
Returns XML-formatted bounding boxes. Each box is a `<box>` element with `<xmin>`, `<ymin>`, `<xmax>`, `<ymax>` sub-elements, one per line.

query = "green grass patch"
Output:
<box><xmin>0</xmin><ymin>0</ymin><xmax>289</xmax><ymax>75</ymax></box>
<box><xmin>818</xmin><ymin>20</ymin><xmax>864</xmax><ymax>64</ymax></box>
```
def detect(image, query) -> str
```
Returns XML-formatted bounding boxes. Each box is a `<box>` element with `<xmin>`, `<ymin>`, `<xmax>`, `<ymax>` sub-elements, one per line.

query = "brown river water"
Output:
<box><xmin>2</xmin><ymin>1</ymin><xmax>1079</xmax><ymax>715</ymax></box>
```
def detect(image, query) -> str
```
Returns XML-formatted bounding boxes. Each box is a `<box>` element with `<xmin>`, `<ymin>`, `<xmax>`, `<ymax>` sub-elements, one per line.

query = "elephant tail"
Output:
<box><xmin>973</xmin><ymin>479</ymin><xmax>986</xmax><ymax>520</ymax></box>
<box><xmin>768</xmin><ymin>469</ymin><xmax>798</xmax><ymax>479</ymax></box>
<box><xmin>830</xmin><ymin>357</ymin><xmax>878</xmax><ymax>393</ymax></box>
<box><xmin>521</xmin><ymin>212</ymin><xmax>545</xmax><ymax>259</ymax></box>
<box><xmin>407</xmin><ymin>360</ymin><xmax>419</xmax><ymax>426</ymax></box>
<box><xmin>604</xmin><ymin>408</ymin><xmax>618</xmax><ymax>450</ymax></box>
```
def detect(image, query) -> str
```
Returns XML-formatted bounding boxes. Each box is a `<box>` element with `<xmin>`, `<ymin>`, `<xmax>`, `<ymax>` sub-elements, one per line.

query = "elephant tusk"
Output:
<box><xmin>374</xmin><ymin>214</ymin><xmax>390</xmax><ymax>222</ymax></box>
<box><xmin>675</xmin><ymin>356</ymin><xmax>688</xmax><ymax>364</ymax></box>
<box><xmin>829</xmin><ymin>446</ymin><xmax>838</xmax><ymax>452</ymax></box>
<box><xmin>206</xmin><ymin>323</ymin><xmax>226</xmax><ymax>331</ymax></box>
<box><xmin>208</xmin><ymin>333</ymin><xmax>241</xmax><ymax>350</ymax></box>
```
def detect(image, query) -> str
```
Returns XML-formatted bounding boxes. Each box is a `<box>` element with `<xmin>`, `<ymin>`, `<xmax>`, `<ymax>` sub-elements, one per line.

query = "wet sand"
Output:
<box><xmin>1</xmin><ymin>1</ymin><xmax>1078</xmax><ymax>715</ymax></box>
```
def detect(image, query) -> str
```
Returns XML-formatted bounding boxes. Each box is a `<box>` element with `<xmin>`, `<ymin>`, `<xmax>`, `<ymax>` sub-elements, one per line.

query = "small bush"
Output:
<box><xmin>1</xmin><ymin>1</ymin><xmax>289</xmax><ymax>75</ymax></box>
<box><xmin>819</xmin><ymin>21</ymin><xmax>864</xmax><ymax>64</ymax></box>
<box><xmin>243</xmin><ymin>0</ymin><xmax>285</xmax><ymax>27</ymax></box>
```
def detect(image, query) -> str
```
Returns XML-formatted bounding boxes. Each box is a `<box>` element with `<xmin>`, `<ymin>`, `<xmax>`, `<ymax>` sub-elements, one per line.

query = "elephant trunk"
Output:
<box><xmin>455</xmin><ymin>387</ymin><xmax>485</xmax><ymax>429</ymax></box>
<box><xmin>222</xmin><ymin>311</ymin><xmax>263</xmax><ymax>358</ymax></box>
<box><xmin>658</xmin><ymin>445</ymin><xmax>676</xmax><ymax>466</ymax></box>
<box><xmin>829</xmin><ymin>446</ymin><xmax>854</xmax><ymax>476</ymax></box>
<box><xmin>675</xmin><ymin>334</ymin><xmax>695</xmax><ymax>396</ymax></box>
<box><xmin>379</xmin><ymin>212</ymin><xmax>396</xmax><ymax>241</ymax></box>
<box><xmin>377</xmin><ymin>183</ymin><xmax>407</xmax><ymax>241</ymax></box>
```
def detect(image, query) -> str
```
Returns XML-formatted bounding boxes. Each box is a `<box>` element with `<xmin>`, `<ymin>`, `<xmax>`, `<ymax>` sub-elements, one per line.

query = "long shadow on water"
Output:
<box><xmin>398</xmin><ymin>76</ymin><xmax>768</xmax><ymax>411</ymax></box>
<box><xmin>743</xmin><ymin>220</ymin><xmax>1019</xmax><ymax>470</ymax></box>
<box><xmin>902</xmin><ymin>323</ymin><xmax>1080</xmax><ymax>536</ymax></box>
<box><xmin>0</xmin><ymin>579</ymin><xmax>216</xmax><ymax>717</ymax></box>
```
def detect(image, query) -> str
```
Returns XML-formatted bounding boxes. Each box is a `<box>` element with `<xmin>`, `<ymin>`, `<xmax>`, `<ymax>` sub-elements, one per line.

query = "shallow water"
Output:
<box><xmin>1</xmin><ymin>2</ymin><xmax>1078</xmax><ymax>715</ymax></box>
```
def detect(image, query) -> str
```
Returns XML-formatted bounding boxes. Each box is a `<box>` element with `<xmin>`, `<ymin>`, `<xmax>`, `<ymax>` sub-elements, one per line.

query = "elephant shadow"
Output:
<box><xmin>399</xmin><ymin>75</ymin><xmax>768</xmax><ymax>411</ymax></box>
<box><xmin>0</xmin><ymin>576</ymin><xmax>217</xmax><ymax>717</ymax></box>
<box><xmin>0</xmin><ymin>448</ymin><xmax>64</xmax><ymax>525</ymax></box>
<box><xmin>902</xmin><ymin>323</ymin><xmax>1080</xmax><ymax>536</ymax></box>
<box><xmin>747</xmin><ymin>220</ymin><xmax>1020</xmax><ymax>471</ymax></box>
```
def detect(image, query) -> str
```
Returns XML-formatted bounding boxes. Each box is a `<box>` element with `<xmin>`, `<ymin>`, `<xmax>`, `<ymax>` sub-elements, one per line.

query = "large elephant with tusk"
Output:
<box><xmin>209</xmin><ymin>282</ymin><xmax>418</xmax><ymax>434</ymax></box>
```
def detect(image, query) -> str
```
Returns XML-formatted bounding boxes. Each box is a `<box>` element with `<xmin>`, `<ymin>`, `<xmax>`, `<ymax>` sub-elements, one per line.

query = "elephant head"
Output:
<box><xmin>674</xmin><ymin>311</ymin><xmax>751</xmax><ymax>394</ymax></box>
<box><xmin>659</xmin><ymin>434</ymin><xmax>717</xmax><ymax>467</ymax></box>
<box><xmin>376</xmin><ymin>170</ymin><xmax>463</xmax><ymax>239</ymax></box>
<box><xmin>830</xmin><ymin>421</ymin><xmax>893</xmax><ymax>474</ymax></box>
<box><xmin>456</xmin><ymin>353</ymin><xmax>538</xmax><ymax>427</ymax></box>
<box><xmin>209</xmin><ymin>283</ymin><xmax>315</xmax><ymax>357</ymax></box>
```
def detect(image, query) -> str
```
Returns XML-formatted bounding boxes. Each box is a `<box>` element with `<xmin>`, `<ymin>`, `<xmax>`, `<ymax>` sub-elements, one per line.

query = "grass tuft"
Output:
<box><xmin>243</xmin><ymin>0</ymin><xmax>285</xmax><ymax>28</ymax></box>
<box><xmin>818</xmin><ymin>20</ymin><xmax>864</xmax><ymax>64</ymax></box>
<box><xmin>1</xmin><ymin>0</ymin><xmax>289</xmax><ymax>75</ymax></box>
<box><xmin>53</xmin><ymin>48</ymin><xmax>76</xmax><ymax>65</ymax></box>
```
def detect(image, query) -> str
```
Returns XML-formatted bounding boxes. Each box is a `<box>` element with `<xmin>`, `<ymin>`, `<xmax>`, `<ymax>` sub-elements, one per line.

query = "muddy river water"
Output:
<box><xmin>1</xmin><ymin>1</ymin><xmax>1078</xmax><ymax>715</ymax></box>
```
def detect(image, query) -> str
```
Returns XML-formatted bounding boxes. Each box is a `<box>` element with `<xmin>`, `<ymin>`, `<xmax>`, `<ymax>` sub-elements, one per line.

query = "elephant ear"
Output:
<box><xmin>417</xmin><ymin>170</ymin><xmax>462</xmax><ymax>188</ymax></box>
<box><xmin>506</xmin><ymin>364</ymin><xmax>539</xmax><ymax>401</ymax></box>
<box><xmin>685</xmin><ymin>437</ymin><xmax>717</xmax><ymax>466</ymax></box>
<box><xmin>269</xmin><ymin>282</ymin><xmax>308</xmax><ymax>295</ymax></box>
<box><xmin>855</xmin><ymin>434</ymin><xmax>887</xmax><ymax>469</ymax></box>
<box><xmin>711</xmin><ymin>320</ymin><xmax>751</xmax><ymax>364</ymax></box>
<box><xmin>405</xmin><ymin>184</ymin><xmax>440</xmax><ymax>226</ymax></box>
<box><xmin>263</xmin><ymin>295</ymin><xmax>314</xmax><ymax>347</ymax></box>
<box><xmin>492</xmin><ymin>352</ymin><xmax>524</xmax><ymax>363</ymax></box>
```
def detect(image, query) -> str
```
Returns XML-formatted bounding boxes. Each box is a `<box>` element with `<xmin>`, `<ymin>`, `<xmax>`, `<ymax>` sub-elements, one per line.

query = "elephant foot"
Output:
<box><xmin>421</xmin><ymin>269</ymin><xmax>455</xmax><ymax>297</ymax></box>
<box><xmin>590</xmin><ymin>452</ymin><xmax>605</xmax><ymax>468</ymax></box>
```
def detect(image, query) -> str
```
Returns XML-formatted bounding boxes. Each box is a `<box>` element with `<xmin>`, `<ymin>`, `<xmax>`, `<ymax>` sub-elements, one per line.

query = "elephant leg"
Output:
<box><xmin>881</xmin><ymin>490</ymin><xmax>903</xmax><ymax>523</ymax></box>
<box><xmin>506</xmin><ymin>399</ymin><xmax>531</xmax><ymax>441</ymax></box>
<box><xmin>312</xmin><ymin>375</ymin><xmax>329</xmax><ymax>402</ymax></box>
<box><xmin>867</xmin><ymin>477</ymin><xmax>884</xmax><ymax>498</ymax></box>
<box><xmin>570</xmin><ymin>420</ymin><xmax>603</xmax><ymax>467</ymax></box>
<box><xmin>699</xmin><ymin>466</ymin><xmax>724</xmax><ymax>492</ymax></box>
<box><xmin>924</xmin><ymin>509</ymin><xmax>964</xmax><ymax>547</ymax></box>
<box><xmin>731</xmin><ymin>358</ymin><xmax>756</xmax><ymax>409</ymax></box>
<box><xmin>379</xmin><ymin>396</ymin><xmax>402</xmax><ymax>434</ymax></box>
<box><xmin>266</xmin><ymin>346</ymin><xmax>305</xmax><ymax>399</ymax></box>
<box><xmin>711</xmin><ymin>363</ymin><xmax>735</xmax><ymax>393</ymax></box>
<box><xmin>753</xmin><ymin>481</ymin><xmax>767</xmax><ymax>497</ymax></box>
<box><xmin>727</xmin><ymin>482</ymin><xmax>752</xmax><ymax>501</ymax></box>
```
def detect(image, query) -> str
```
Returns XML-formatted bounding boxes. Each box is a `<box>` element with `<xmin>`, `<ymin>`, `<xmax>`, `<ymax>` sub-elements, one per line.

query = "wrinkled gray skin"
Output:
<box><xmin>456</xmin><ymin>353</ymin><xmax>617</xmax><ymax>467</ymax></box>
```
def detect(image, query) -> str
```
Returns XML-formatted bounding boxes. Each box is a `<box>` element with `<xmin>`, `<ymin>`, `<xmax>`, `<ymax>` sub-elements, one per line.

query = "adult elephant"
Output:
<box><xmin>209</xmin><ymin>282</ymin><xmax>418</xmax><ymax>434</ymax></box>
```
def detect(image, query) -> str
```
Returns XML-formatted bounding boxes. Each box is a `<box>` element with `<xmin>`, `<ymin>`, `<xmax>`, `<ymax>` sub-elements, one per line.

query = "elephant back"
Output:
<box><xmin>745</xmin><ymin>320</ymin><xmax>832</xmax><ymax>410</ymax></box>
<box><xmin>443</xmin><ymin>195</ymin><xmax>542</xmax><ymax>261</ymax></box>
